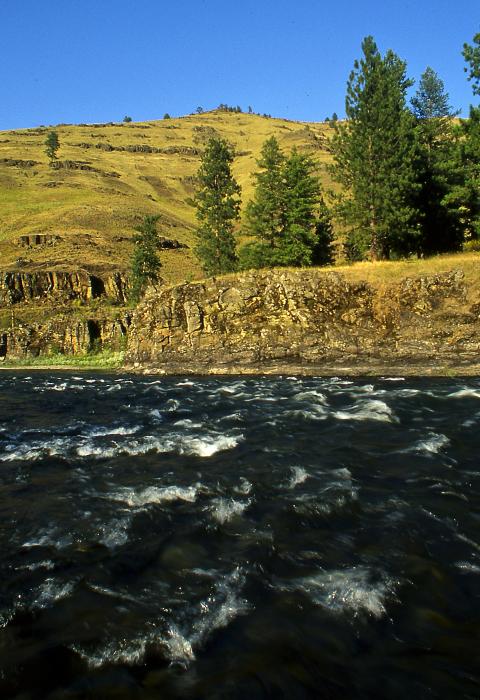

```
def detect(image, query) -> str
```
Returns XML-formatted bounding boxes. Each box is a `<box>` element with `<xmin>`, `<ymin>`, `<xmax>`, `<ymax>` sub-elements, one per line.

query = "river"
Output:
<box><xmin>0</xmin><ymin>372</ymin><xmax>479</xmax><ymax>698</ymax></box>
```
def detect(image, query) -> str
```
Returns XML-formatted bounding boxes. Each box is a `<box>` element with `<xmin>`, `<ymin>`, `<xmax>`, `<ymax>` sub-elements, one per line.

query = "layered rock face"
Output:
<box><xmin>0</xmin><ymin>270</ymin><xmax>128</xmax><ymax>304</ymax></box>
<box><xmin>1</xmin><ymin>315</ymin><xmax>130</xmax><ymax>359</ymax></box>
<box><xmin>126</xmin><ymin>269</ymin><xmax>480</xmax><ymax>373</ymax></box>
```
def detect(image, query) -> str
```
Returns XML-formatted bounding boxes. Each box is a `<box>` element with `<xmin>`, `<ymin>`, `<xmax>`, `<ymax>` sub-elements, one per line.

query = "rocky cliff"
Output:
<box><xmin>125</xmin><ymin>268</ymin><xmax>480</xmax><ymax>374</ymax></box>
<box><xmin>0</xmin><ymin>269</ymin><xmax>128</xmax><ymax>305</ymax></box>
<box><xmin>0</xmin><ymin>314</ymin><xmax>130</xmax><ymax>360</ymax></box>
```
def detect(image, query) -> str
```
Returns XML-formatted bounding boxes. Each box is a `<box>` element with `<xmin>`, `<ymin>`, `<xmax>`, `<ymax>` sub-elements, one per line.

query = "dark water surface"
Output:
<box><xmin>0</xmin><ymin>372</ymin><xmax>479</xmax><ymax>699</ymax></box>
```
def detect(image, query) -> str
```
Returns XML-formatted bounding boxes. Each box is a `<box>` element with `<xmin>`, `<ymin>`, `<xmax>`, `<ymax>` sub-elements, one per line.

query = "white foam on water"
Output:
<box><xmin>334</xmin><ymin>467</ymin><xmax>353</xmax><ymax>480</ymax></box>
<box><xmin>216</xmin><ymin>381</ymin><xmax>246</xmax><ymax>395</ymax></box>
<box><xmin>163</xmin><ymin>567</ymin><xmax>249</xmax><ymax>666</ymax></box>
<box><xmin>412</xmin><ymin>433</ymin><xmax>450</xmax><ymax>455</ymax></box>
<box><xmin>294</xmin><ymin>566</ymin><xmax>397</xmax><ymax>619</ymax></box>
<box><xmin>293</xmin><ymin>488</ymin><xmax>358</xmax><ymax>517</ymax></box>
<box><xmin>22</xmin><ymin>528</ymin><xmax>72</xmax><ymax>550</ymax></box>
<box><xmin>163</xmin><ymin>624</ymin><xmax>195</xmax><ymax>664</ymax></box>
<box><xmin>347</xmin><ymin>384</ymin><xmax>375</xmax><ymax>395</ymax></box>
<box><xmin>72</xmin><ymin>568</ymin><xmax>248</xmax><ymax>670</ymax></box>
<box><xmin>32</xmin><ymin>578</ymin><xmax>75</xmax><ymax>609</ymax></box>
<box><xmin>87</xmin><ymin>425</ymin><xmax>141</xmax><ymax>438</ymax></box>
<box><xmin>87</xmin><ymin>583</ymin><xmax>140</xmax><ymax>604</ymax></box>
<box><xmin>98</xmin><ymin>515</ymin><xmax>131</xmax><ymax>549</ymax></box>
<box><xmin>76</xmin><ymin>441</ymin><xmax>118</xmax><ymax>458</ymax></box>
<box><xmin>234</xmin><ymin>477</ymin><xmax>252</xmax><ymax>495</ymax></box>
<box><xmin>333</xmin><ymin>399</ymin><xmax>396</xmax><ymax>423</ymax></box>
<box><xmin>456</xmin><ymin>561</ymin><xmax>480</xmax><ymax>574</ymax></box>
<box><xmin>219</xmin><ymin>411</ymin><xmax>246</xmax><ymax>423</ymax></box>
<box><xmin>16</xmin><ymin>559</ymin><xmax>55</xmax><ymax>572</ymax></box>
<box><xmin>1</xmin><ymin>436</ymin><xmax>72</xmax><ymax>462</ymax></box>
<box><xmin>72</xmin><ymin>637</ymin><xmax>148</xmax><ymax>669</ymax></box>
<box><xmin>292</xmin><ymin>469</ymin><xmax>358</xmax><ymax>516</ymax></box>
<box><xmin>210</xmin><ymin>497</ymin><xmax>251</xmax><ymax>524</ymax></box>
<box><xmin>177</xmin><ymin>433</ymin><xmax>243</xmax><ymax>458</ymax></box>
<box><xmin>288</xmin><ymin>466</ymin><xmax>309</xmax><ymax>489</ymax></box>
<box><xmin>110</xmin><ymin>484</ymin><xmax>199</xmax><ymax>508</ymax></box>
<box><xmin>393</xmin><ymin>388</ymin><xmax>421</xmax><ymax>398</ymax></box>
<box><xmin>293</xmin><ymin>390</ymin><xmax>328</xmax><ymax>403</ymax></box>
<box><xmin>285</xmin><ymin>405</ymin><xmax>329</xmax><ymax>421</ymax></box>
<box><xmin>150</xmin><ymin>409</ymin><xmax>164</xmax><ymax>422</ymax></box>
<box><xmin>0</xmin><ymin>607</ymin><xmax>16</xmax><ymax>628</ymax></box>
<box><xmin>173</xmin><ymin>419</ymin><xmax>204</xmax><ymax>428</ymax></box>
<box><xmin>382</xmin><ymin>377</ymin><xmax>405</xmax><ymax>382</ymax></box>
<box><xmin>448</xmin><ymin>388</ymin><xmax>480</xmax><ymax>399</ymax></box>
<box><xmin>76</xmin><ymin>430</ymin><xmax>242</xmax><ymax>460</ymax></box>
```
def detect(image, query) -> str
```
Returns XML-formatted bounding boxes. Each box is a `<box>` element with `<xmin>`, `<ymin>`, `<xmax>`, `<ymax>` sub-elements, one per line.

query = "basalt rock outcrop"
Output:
<box><xmin>0</xmin><ymin>269</ymin><xmax>128</xmax><ymax>304</ymax></box>
<box><xmin>126</xmin><ymin>268</ymin><xmax>480</xmax><ymax>374</ymax></box>
<box><xmin>0</xmin><ymin>315</ymin><xmax>130</xmax><ymax>360</ymax></box>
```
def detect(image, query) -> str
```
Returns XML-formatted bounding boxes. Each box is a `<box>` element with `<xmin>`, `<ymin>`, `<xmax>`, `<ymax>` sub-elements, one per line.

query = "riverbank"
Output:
<box><xmin>2</xmin><ymin>360</ymin><xmax>479</xmax><ymax>377</ymax></box>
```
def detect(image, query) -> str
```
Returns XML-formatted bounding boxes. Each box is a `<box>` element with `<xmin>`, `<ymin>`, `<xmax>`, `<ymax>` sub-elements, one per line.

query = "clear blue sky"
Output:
<box><xmin>1</xmin><ymin>0</ymin><xmax>478</xmax><ymax>130</ymax></box>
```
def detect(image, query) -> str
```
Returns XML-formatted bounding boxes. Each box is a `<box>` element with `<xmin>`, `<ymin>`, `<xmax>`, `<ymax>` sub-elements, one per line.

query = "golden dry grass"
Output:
<box><xmin>0</xmin><ymin>113</ymin><xmax>333</xmax><ymax>281</ymax></box>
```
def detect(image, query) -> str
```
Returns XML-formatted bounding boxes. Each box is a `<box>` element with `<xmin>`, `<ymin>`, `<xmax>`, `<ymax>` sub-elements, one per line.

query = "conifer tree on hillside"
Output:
<box><xmin>129</xmin><ymin>215</ymin><xmax>162</xmax><ymax>304</ymax></box>
<box><xmin>241</xmin><ymin>138</ymin><xmax>333</xmax><ymax>268</ymax></box>
<box><xmin>241</xmin><ymin>137</ymin><xmax>286</xmax><ymax>267</ymax></box>
<box><xmin>330</xmin><ymin>36</ymin><xmax>419</xmax><ymax>260</ymax></box>
<box><xmin>194</xmin><ymin>138</ymin><xmax>241</xmax><ymax>276</ymax></box>
<box><xmin>411</xmin><ymin>68</ymin><xmax>465</xmax><ymax>254</ymax></box>
<box><xmin>411</xmin><ymin>67</ymin><xmax>455</xmax><ymax>121</ymax></box>
<box><xmin>45</xmin><ymin>130</ymin><xmax>60</xmax><ymax>163</ymax></box>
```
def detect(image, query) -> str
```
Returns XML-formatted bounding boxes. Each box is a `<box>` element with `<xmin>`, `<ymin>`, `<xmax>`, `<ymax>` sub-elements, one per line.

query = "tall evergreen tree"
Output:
<box><xmin>459</xmin><ymin>32</ymin><xmax>480</xmax><ymax>239</ymax></box>
<box><xmin>194</xmin><ymin>138</ymin><xmax>241</xmax><ymax>276</ymax></box>
<box><xmin>330</xmin><ymin>36</ymin><xmax>419</xmax><ymax>260</ymax></box>
<box><xmin>312</xmin><ymin>198</ymin><xmax>335</xmax><ymax>266</ymax></box>
<box><xmin>241</xmin><ymin>139</ymin><xmax>332</xmax><ymax>268</ymax></box>
<box><xmin>244</xmin><ymin>137</ymin><xmax>286</xmax><ymax>252</ymax></box>
<box><xmin>280</xmin><ymin>149</ymin><xmax>331</xmax><ymax>266</ymax></box>
<box><xmin>129</xmin><ymin>215</ymin><xmax>162</xmax><ymax>304</ymax></box>
<box><xmin>411</xmin><ymin>68</ymin><xmax>465</xmax><ymax>254</ymax></box>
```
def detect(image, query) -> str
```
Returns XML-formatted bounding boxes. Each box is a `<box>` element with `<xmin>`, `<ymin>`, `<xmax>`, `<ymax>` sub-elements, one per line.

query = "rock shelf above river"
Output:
<box><xmin>126</xmin><ymin>268</ymin><xmax>480</xmax><ymax>374</ymax></box>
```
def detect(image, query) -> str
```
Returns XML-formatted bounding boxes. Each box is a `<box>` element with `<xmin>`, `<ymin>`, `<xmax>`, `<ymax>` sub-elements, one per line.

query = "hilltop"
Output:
<box><xmin>0</xmin><ymin>112</ymin><xmax>334</xmax><ymax>284</ymax></box>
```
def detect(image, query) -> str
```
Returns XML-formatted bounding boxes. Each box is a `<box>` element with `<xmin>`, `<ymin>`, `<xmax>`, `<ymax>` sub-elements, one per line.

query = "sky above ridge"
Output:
<box><xmin>1</xmin><ymin>0</ymin><xmax>479</xmax><ymax>130</ymax></box>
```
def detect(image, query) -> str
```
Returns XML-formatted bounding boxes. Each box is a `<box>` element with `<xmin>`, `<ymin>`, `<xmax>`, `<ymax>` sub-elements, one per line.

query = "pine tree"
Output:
<box><xmin>411</xmin><ymin>67</ymin><xmax>455</xmax><ymax>121</ymax></box>
<box><xmin>411</xmin><ymin>68</ymin><xmax>464</xmax><ymax>254</ymax></box>
<box><xmin>330</xmin><ymin>36</ymin><xmax>419</xmax><ymax>260</ymax></box>
<box><xmin>463</xmin><ymin>32</ymin><xmax>480</xmax><ymax>95</ymax></box>
<box><xmin>129</xmin><ymin>215</ymin><xmax>162</xmax><ymax>304</ymax></box>
<box><xmin>45</xmin><ymin>130</ymin><xmax>60</xmax><ymax>163</ymax></box>
<box><xmin>241</xmin><ymin>136</ymin><xmax>286</xmax><ymax>268</ymax></box>
<box><xmin>241</xmin><ymin>139</ymin><xmax>332</xmax><ymax>268</ymax></box>
<box><xmin>312</xmin><ymin>198</ymin><xmax>334</xmax><ymax>265</ymax></box>
<box><xmin>279</xmin><ymin>149</ymin><xmax>329</xmax><ymax>266</ymax></box>
<box><xmin>459</xmin><ymin>32</ymin><xmax>480</xmax><ymax>239</ymax></box>
<box><xmin>194</xmin><ymin>138</ymin><xmax>241</xmax><ymax>276</ymax></box>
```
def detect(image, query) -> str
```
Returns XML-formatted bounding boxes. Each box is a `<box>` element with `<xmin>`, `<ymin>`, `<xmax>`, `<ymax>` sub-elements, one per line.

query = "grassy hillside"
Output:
<box><xmin>0</xmin><ymin>112</ymin><xmax>334</xmax><ymax>284</ymax></box>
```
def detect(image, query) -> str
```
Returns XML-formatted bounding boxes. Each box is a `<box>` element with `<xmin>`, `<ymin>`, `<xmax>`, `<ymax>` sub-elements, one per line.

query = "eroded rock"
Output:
<box><xmin>126</xmin><ymin>268</ymin><xmax>478</xmax><ymax>372</ymax></box>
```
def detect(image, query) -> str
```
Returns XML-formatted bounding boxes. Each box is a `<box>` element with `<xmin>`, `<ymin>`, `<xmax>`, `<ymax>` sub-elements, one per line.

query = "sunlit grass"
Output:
<box><xmin>1</xmin><ymin>349</ymin><xmax>125</xmax><ymax>370</ymax></box>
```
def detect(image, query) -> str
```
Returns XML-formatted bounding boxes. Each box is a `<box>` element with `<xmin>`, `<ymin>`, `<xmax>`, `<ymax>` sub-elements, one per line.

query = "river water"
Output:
<box><xmin>0</xmin><ymin>372</ymin><xmax>479</xmax><ymax>699</ymax></box>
